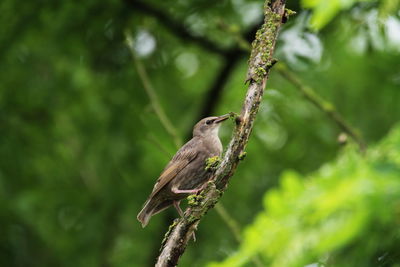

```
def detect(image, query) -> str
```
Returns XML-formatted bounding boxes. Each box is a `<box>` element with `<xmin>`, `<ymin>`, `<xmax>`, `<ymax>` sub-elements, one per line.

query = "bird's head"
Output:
<box><xmin>193</xmin><ymin>114</ymin><xmax>230</xmax><ymax>137</ymax></box>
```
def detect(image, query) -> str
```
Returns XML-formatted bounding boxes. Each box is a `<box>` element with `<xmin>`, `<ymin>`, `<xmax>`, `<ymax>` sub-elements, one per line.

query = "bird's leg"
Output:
<box><xmin>173</xmin><ymin>200</ymin><xmax>184</xmax><ymax>217</ymax></box>
<box><xmin>173</xmin><ymin>200</ymin><xmax>196</xmax><ymax>241</ymax></box>
<box><xmin>171</xmin><ymin>187</ymin><xmax>202</xmax><ymax>194</ymax></box>
<box><xmin>172</xmin><ymin>182</ymin><xmax>209</xmax><ymax>195</ymax></box>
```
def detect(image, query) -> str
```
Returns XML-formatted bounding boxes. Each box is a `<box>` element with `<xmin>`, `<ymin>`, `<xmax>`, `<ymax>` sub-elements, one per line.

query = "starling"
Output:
<box><xmin>137</xmin><ymin>114</ymin><xmax>230</xmax><ymax>227</ymax></box>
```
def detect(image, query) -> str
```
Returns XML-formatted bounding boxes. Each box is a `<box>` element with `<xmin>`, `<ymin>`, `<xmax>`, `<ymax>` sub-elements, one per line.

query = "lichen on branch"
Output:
<box><xmin>246</xmin><ymin>1</ymin><xmax>283</xmax><ymax>83</ymax></box>
<box><xmin>205</xmin><ymin>156</ymin><xmax>222</xmax><ymax>171</ymax></box>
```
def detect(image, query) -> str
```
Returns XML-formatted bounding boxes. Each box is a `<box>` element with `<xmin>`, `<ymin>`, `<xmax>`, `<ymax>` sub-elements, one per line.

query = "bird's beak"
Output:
<box><xmin>214</xmin><ymin>114</ymin><xmax>230</xmax><ymax>123</ymax></box>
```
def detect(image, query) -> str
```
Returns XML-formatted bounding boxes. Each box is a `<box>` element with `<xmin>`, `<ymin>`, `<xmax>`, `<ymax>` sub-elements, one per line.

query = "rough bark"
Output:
<box><xmin>155</xmin><ymin>1</ymin><xmax>287</xmax><ymax>266</ymax></box>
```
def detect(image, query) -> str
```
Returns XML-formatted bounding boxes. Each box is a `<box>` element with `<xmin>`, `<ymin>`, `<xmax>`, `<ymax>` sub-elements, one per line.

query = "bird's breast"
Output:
<box><xmin>202</xmin><ymin>136</ymin><xmax>223</xmax><ymax>156</ymax></box>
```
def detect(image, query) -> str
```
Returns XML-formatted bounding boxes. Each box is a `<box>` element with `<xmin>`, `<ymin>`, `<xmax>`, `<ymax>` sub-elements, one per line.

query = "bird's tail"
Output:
<box><xmin>137</xmin><ymin>199</ymin><xmax>155</xmax><ymax>228</ymax></box>
<box><xmin>137</xmin><ymin>198</ymin><xmax>174</xmax><ymax>227</ymax></box>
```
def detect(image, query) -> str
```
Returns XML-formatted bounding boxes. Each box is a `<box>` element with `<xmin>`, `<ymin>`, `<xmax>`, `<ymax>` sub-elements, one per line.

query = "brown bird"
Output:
<box><xmin>137</xmin><ymin>114</ymin><xmax>230</xmax><ymax>227</ymax></box>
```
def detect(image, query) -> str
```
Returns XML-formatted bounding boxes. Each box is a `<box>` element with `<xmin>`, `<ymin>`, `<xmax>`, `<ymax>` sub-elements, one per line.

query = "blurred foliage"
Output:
<box><xmin>302</xmin><ymin>0</ymin><xmax>400</xmax><ymax>30</ymax></box>
<box><xmin>301</xmin><ymin>0</ymin><xmax>373</xmax><ymax>30</ymax></box>
<box><xmin>208</xmin><ymin>124</ymin><xmax>400</xmax><ymax>267</ymax></box>
<box><xmin>0</xmin><ymin>0</ymin><xmax>400</xmax><ymax>266</ymax></box>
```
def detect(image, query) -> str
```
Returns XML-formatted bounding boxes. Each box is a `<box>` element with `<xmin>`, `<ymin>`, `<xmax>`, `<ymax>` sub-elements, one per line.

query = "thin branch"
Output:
<box><xmin>275</xmin><ymin>63</ymin><xmax>367</xmax><ymax>152</ymax></box>
<box><xmin>145</xmin><ymin>134</ymin><xmax>174</xmax><ymax>158</ymax></box>
<box><xmin>155</xmin><ymin>1</ymin><xmax>287</xmax><ymax>266</ymax></box>
<box><xmin>214</xmin><ymin>204</ymin><xmax>264</xmax><ymax>267</ymax></box>
<box><xmin>214</xmin><ymin>203</ymin><xmax>242</xmax><ymax>243</ymax></box>
<box><xmin>126</xmin><ymin>33</ymin><xmax>182</xmax><ymax>148</ymax></box>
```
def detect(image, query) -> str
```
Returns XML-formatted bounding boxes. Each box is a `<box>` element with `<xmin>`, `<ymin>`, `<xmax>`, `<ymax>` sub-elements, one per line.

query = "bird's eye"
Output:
<box><xmin>205</xmin><ymin>120</ymin><xmax>212</xmax><ymax>125</ymax></box>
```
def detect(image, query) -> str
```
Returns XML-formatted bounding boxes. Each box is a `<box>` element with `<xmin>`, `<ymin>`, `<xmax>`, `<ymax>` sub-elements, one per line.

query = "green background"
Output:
<box><xmin>1</xmin><ymin>0</ymin><xmax>400</xmax><ymax>266</ymax></box>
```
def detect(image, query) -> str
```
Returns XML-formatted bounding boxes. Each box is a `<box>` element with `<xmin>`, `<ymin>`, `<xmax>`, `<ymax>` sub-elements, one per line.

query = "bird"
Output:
<box><xmin>137</xmin><ymin>114</ymin><xmax>230</xmax><ymax>227</ymax></box>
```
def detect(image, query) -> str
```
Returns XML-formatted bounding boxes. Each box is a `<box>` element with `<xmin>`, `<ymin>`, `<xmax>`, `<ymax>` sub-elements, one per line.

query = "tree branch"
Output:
<box><xmin>126</xmin><ymin>33</ymin><xmax>182</xmax><ymax>149</ymax></box>
<box><xmin>155</xmin><ymin>1</ymin><xmax>287</xmax><ymax>266</ymax></box>
<box><xmin>275</xmin><ymin>63</ymin><xmax>367</xmax><ymax>152</ymax></box>
<box><xmin>214</xmin><ymin>204</ymin><xmax>264</xmax><ymax>267</ymax></box>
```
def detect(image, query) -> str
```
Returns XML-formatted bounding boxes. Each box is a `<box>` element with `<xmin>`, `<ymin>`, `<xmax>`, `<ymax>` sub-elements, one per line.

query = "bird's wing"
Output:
<box><xmin>148</xmin><ymin>140</ymin><xmax>199</xmax><ymax>199</ymax></box>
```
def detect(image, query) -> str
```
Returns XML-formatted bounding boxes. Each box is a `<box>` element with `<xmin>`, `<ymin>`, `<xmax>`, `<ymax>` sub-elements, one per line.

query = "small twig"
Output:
<box><xmin>145</xmin><ymin>134</ymin><xmax>174</xmax><ymax>158</ymax></box>
<box><xmin>215</xmin><ymin>204</ymin><xmax>264</xmax><ymax>267</ymax></box>
<box><xmin>275</xmin><ymin>63</ymin><xmax>367</xmax><ymax>152</ymax></box>
<box><xmin>214</xmin><ymin>204</ymin><xmax>242</xmax><ymax>243</ymax></box>
<box><xmin>126</xmin><ymin>33</ymin><xmax>182</xmax><ymax>149</ymax></box>
<box><xmin>156</xmin><ymin>1</ymin><xmax>287</xmax><ymax>266</ymax></box>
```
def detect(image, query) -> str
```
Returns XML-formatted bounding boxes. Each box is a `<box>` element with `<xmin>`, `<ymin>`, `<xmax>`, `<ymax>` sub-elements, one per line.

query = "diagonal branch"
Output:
<box><xmin>214</xmin><ymin>204</ymin><xmax>265</xmax><ymax>267</ymax></box>
<box><xmin>275</xmin><ymin>64</ymin><xmax>367</xmax><ymax>152</ymax></box>
<box><xmin>126</xmin><ymin>33</ymin><xmax>182</xmax><ymax>149</ymax></box>
<box><xmin>155</xmin><ymin>1</ymin><xmax>287</xmax><ymax>266</ymax></box>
